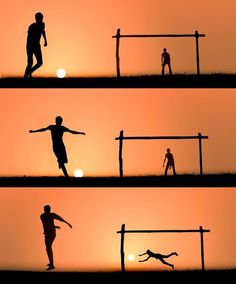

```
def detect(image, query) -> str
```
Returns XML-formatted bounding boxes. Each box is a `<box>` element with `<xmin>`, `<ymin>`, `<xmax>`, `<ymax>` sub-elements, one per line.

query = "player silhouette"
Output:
<box><xmin>163</xmin><ymin>148</ymin><xmax>176</xmax><ymax>176</ymax></box>
<box><xmin>24</xmin><ymin>12</ymin><xmax>47</xmax><ymax>78</ymax></box>
<box><xmin>139</xmin><ymin>249</ymin><xmax>178</xmax><ymax>269</ymax></box>
<box><xmin>40</xmin><ymin>205</ymin><xmax>72</xmax><ymax>270</ymax></box>
<box><xmin>161</xmin><ymin>48</ymin><xmax>172</xmax><ymax>76</ymax></box>
<box><xmin>29</xmin><ymin>116</ymin><xmax>86</xmax><ymax>177</ymax></box>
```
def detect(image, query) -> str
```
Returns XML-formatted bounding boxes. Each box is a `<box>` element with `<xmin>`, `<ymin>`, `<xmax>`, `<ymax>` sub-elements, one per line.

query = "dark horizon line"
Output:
<box><xmin>2</xmin><ymin>72</ymin><xmax>236</xmax><ymax>78</ymax></box>
<box><xmin>0</xmin><ymin>173</ymin><xmax>235</xmax><ymax>187</ymax></box>
<box><xmin>0</xmin><ymin>172</ymin><xmax>236</xmax><ymax>177</ymax></box>
<box><xmin>1</xmin><ymin>73</ymin><xmax>236</xmax><ymax>88</ymax></box>
<box><xmin>1</xmin><ymin>268</ymin><xmax>236</xmax><ymax>272</ymax></box>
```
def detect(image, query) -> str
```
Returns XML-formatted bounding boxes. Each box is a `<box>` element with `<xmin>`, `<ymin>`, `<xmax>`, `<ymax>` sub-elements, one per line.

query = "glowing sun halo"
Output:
<box><xmin>128</xmin><ymin>254</ymin><xmax>135</xmax><ymax>261</ymax></box>
<box><xmin>56</xmin><ymin>68</ymin><xmax>66</xmax><ymax>78</ymax></box>
<box><xmin>74</xmin><ymin>169</ymin><xmax>84</xmax><ymax>178</ymax></box>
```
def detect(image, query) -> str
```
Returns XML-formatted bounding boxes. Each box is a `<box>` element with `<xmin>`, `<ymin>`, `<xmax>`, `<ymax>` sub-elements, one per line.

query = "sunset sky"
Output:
<box><xmin>0</xmin><ymin>187</ymin><xmax>235</xmax><ymax>271</ymax></box>
<box><xmin>0</xmin><ymin>88</ymin><xmax>236</xmax><ymax>177</ymax></box>
<box><xmin>1</xmin><ymin>0</ymin><xmax>236</xmax><ymax>275</ymax></box>
<box><xmin>1</xmin><ymin>0</ymin><xmax>236</xmax><ymax>77</ymax></box>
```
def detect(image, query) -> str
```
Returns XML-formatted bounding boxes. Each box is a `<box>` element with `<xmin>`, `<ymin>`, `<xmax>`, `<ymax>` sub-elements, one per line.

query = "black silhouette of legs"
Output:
<box><xmin>54</xmin><ymin>145</ymin><xmax>68</xmax><ymax>177</ymax></box>
<box><xmin>162</xmin><ymin>252</ymin><xmax>178</xmax><ymax>258</ymax></box>
<box><xmin>164</xmin><ymin>164</ymin><xmax>169</xmax><ymax>176</ymax></box>
<box><xmin>58</xmin><ymin>161</ymin><xmax>69</xmax><ymax>177</ymax></box>
<box><xmin>162</xmin><ymin>63</ymin><xmax>172</xmax><ymax>76</ymax></box>
<box><xmin>24</xmin><ymin>45</ymin><xmax>43</xmax><ymax>78</ymax></box>
<box><xmin>172</xmin><ymin>163</ymin><xmax>176</xmax><ymax>175</ymax></box>
<box><xmin>45</xmin><ymin>234</ymin><xmax>56</xmax><ymax>270</ymax></box>
<box><xmin>168</xmin><ymin>63</ymin><xmax>172</xmax><ymax>75</ymax></box>
<box><xmin>162</xmin><ymin>64</ymin><xmax>165</xmax><ymax>76</ymax></box>
<box><xmin>159</xmin><ymin>258</ymin><xmax>174</xmax><ymax>269</ymax></box>
<box><xmin>159</xmin><ymin>252</ymin><xmax>178</xmax><ymax>269</ymax></box>
<box><xmin>165</xmin><ymin>163</ymin><xmax>176</xmax><ymax>176</ymax></box>
<box><xmin>30</xmin><ymin>47</ymin><xmax>43</xmax><ymax>73</ymax></box>
<box><xmin>24</xmin><ymin>47</ymin><xmax>33</xmax><ymax>78</ymax></box>
<box><xmin>60</xmin><ymin>163</ymin><xmax>69</xmax><ymax>177</ymax></box>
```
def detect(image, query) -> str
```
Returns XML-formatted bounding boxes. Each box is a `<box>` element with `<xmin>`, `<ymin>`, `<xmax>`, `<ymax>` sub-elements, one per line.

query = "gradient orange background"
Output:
<box><xmin>1</xmin><ymin>0</ymin><xmax>236</xmax><ymax>274</ymax></box>
<box><xmin>0</xmin><ymin>88</ymin><xmax>236</xmax><ymax>177</ymax></box>
<box><xmin>0</xmin><ymin>187</ymin><xmax>235</xmax><ymax>271</ymax></box>
<box><xmin>1</xmin><ymin>0</ymin><xmax>236</xmax><ymax>77</ymax></box>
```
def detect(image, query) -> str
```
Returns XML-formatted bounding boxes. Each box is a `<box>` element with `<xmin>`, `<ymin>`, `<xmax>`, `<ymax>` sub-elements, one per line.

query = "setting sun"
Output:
<box><xmin>74</xmin><ymin>169</ymin><xmax>84</xmax><ymax>178</ymax></box>
<box><xmin>56</xmin><ymin>69</ymin><xmax>66</xmax><ymax>78</ymax></box>
<box><xmin>128</xmin><ymin>254</ymin><xmax>135</xmax><ymax>261</ymax></box>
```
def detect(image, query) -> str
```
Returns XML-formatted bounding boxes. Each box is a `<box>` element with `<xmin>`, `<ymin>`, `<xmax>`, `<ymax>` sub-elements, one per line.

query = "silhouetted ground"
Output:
<box><xmin>0</xmin><ymin>174</ymin><xmax>235</xmax><ymax>187</ymax></box>
<box><xmin>1</xmin><ymin>270</ymin><xmax>235</xmax><ymax>283</ymax></box>
<box><xmin>1</xmin><ymin>74</ymin><xmax>236</xmax><ymax>88</ymax></box>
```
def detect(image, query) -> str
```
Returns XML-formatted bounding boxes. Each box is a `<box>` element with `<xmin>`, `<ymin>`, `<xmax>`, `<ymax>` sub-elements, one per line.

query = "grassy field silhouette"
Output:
<box><xmin>0</xmin><ymin>173</ymin><xmax>235</xmax><ymax>187</ymax></box>
<box><xmin>1</xmin><ymin>73</ymin><xmax>236</xmax><ymax>88</ymax></box>
<box><xmin>1</xmin><ymin>269</ymin><xmax>235</xmax><ymax>283</ymax></box>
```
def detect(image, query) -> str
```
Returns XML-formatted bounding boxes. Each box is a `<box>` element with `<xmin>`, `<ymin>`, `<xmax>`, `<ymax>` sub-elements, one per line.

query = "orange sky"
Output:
<box><xmin>1</xmin><ymin>0</ymin><xmax>236</xmax><ymax>274</ymax></box>
<box><xmin>0</xmin><ymin>187</ymin><xmax>235</xmax><ymax>271</ymax></box>
<box><xmin>1</xmin><ymin>0</ymin><xmax>236</xmax><ymax>76</ymax></box>
<box><xmin>0</xmin><ymin>88</ymin><xmax>236</xmax><ymax>177</ymax></box>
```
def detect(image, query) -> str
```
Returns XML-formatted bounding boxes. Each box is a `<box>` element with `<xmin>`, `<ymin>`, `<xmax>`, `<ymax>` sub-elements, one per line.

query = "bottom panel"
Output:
<box><xmin>0</xmin><ymin>187</ymin><xmax>235</xmax><ymax>273</ymax></box>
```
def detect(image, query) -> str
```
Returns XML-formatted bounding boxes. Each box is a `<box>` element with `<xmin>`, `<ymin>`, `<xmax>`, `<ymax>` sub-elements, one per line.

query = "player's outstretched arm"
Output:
<box><xmin>29</xmin><ymin>127</ymin><xmax>49</xmax><ymax>133</ymax></box>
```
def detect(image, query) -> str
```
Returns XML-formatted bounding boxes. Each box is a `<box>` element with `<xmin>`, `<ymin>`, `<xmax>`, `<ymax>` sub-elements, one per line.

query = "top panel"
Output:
<box><xmin>1</xmin><ymin>1</ymin><xmax>236</xmax><ymax>88</ymax></box>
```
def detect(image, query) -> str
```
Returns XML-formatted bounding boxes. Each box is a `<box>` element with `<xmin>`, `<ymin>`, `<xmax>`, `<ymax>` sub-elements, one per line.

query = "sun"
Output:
<box><xmin>56</xmin><ymin>68</ymin><xmax>66</xmax><ymax>78</ymax></box>
<box><xmin>128</xmin><ymin>254</ymin><xmax>135</xmax><ymax>261</ymax></box>
<box><xmin>74</xmin><ymin>169</ymin><xmax>84</xmax><ymax>178</ymax></box>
